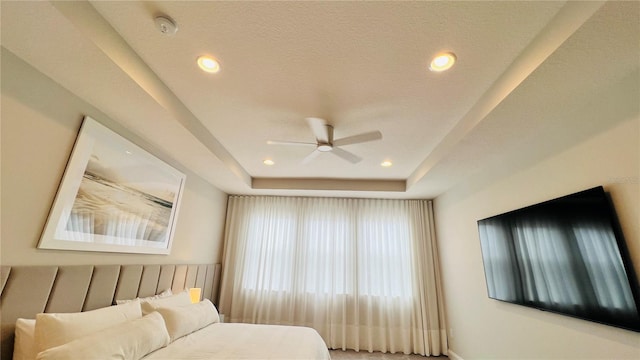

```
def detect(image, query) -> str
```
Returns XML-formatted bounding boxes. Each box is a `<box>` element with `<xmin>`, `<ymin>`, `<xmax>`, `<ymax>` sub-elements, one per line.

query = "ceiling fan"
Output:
<box><xmin>267</xmin><ymin>117</ymin><xmax>382</xmax><ymax>164</ymax></box>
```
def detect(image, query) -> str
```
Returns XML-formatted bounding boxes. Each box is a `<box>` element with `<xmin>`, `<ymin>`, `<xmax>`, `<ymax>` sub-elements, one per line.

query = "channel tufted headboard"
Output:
<box><xmin>0</xmin><ymin>263</ymin><xmax>221</xmax><ymax>360</ymax></box>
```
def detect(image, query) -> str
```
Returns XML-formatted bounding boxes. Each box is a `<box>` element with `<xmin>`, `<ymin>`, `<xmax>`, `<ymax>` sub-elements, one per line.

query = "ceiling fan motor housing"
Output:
<box><xmin>267</xmin><ymin>117</ymin><xmax>382</xmax><ymax>164</ymax></box>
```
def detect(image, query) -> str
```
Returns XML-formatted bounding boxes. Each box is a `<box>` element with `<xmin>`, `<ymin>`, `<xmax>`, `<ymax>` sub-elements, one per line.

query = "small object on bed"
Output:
<box><xmin>189</xmin><ymin>287</ymin><xmax>202</xmax><ymax>303</ymax></box>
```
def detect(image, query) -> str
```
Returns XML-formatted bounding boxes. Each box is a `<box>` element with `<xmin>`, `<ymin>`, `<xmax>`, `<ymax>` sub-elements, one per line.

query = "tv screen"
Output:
<box><xmin>477</xmin><ymin>186</ymin><xmax>640</xmax><ymax>332</ymax></box>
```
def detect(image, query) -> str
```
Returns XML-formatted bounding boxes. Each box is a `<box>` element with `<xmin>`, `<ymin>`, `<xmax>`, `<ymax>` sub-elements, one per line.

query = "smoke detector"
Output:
<box><xmin>154</xmin><ymin>15</ymin><xmax>178</xmax><ymax>36</ymax></box>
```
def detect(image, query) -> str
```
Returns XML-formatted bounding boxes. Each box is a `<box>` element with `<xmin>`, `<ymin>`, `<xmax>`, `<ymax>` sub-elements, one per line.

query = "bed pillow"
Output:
<box><xmin>34</xmin><ymin>299</ymin><xmax>142</xmax><ymax>353</ymax></box>
<box><xmin>140</xmin><ymin>290</ymin><xmax>191</xmax><ymax>315</ymax></box>
<box><xmin>35</xmin><ymin>312</ymin><xmax>169</xmax><ymax>360</ymax></box>
<box><xmin>13</xmin><ymin>318</ymin><xmax>36</xmax><ymax>360</ymax></box>
<box><xmin>156</xmin><ymin>299</ymin><xmax>220</xmax><ymax>342</ymax></box>
<box><xmin>115</xmin><ymin>288</ymin><xmax>172</xmax><ymax>305</ymax></box>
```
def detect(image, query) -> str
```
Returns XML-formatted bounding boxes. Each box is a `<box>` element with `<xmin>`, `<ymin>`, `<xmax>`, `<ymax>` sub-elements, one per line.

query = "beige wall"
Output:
<box><xmin>434</xmin><ymin>112</ymin><xmax>640</xmax><ymax>359</ymax></box>
<box><xmin>1</xmin><ymin>49</ymin><xmax>228</xmax><ymax>266</ymax></box>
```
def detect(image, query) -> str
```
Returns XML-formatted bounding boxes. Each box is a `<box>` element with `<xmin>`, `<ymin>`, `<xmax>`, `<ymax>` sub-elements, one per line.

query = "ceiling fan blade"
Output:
<box><xmin>267</xmin><ymin>140</ymin><xmax>316</xmax><ymax>146</ymax></box>
<box><xmin>306</xmin><ymin>117</ymin><xmax>329</xmax><ymax>143</ymax></box>
<box><xmin>333</xmin><ymin>131</ymin><xmax>382</xmax><ymax>146</ymax></box>
<box><xmin>331</xmin><ymin>147</ymin><xmax>362</xmax><ymax>164</ymax></box>
<box><xmin>302</xmin><ymin>149</ymin><xmax>321</xmax><ymax>164</ymax></box>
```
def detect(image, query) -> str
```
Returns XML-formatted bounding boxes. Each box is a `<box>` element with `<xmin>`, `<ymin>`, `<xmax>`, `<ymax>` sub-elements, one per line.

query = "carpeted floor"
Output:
<box><xmin>329</xmin><ymin>349</ymin><xmax>448</xmax><ymax>359</ymax></box>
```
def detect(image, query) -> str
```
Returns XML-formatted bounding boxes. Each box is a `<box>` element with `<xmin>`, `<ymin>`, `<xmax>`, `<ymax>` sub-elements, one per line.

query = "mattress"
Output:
<box><xmin>143</xmin><ymin>322</ymin><xmax>331</xmax><ymax>360</ymax></box>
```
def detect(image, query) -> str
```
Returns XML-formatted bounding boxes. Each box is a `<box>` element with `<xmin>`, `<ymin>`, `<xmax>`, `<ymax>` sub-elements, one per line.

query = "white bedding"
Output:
<box><xmin>19</xmin><ymin>297</ymin><xmax>329</xmax><ymax>360</ymax></box>
<box><xmin>143</xmin><ymin>322</ymin><xmax>331</xmax><ymax>360</ymax></box>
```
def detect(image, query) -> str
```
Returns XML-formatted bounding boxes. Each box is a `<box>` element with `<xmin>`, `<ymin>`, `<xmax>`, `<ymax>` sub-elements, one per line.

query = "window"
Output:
<box><xmin>220</xmin><ymin>196</ymin><xmax>446</xmax><ymax>355</ymax></box>
<box><xmin>240</xmin><ymin>200</ymin><xmax>412</xmax><ymax>298</ymax></box>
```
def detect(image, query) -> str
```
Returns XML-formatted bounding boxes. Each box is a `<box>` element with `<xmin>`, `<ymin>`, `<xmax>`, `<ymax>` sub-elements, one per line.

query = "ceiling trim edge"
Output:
<box><xmin>49</xmin><ymin>0</ymin><xmax>252</xmax><ymax>187</ymax></box>
<box><xmin>406</xmin><ymin>0</ymin><xmax>607</xmax><ymax>189</ymax></box>
<box><xmin>252</xmin><ymin>178</ymin><xmax>406</xmax><ymax>192</ymax></box>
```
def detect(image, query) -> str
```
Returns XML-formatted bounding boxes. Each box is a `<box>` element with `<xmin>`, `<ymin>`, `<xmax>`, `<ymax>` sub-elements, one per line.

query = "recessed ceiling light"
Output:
<box><xmin>263</xmin><ymin>159</ymin><xmax>274</xmax><ymax>166</ymax></box>
<box><xmin>429</xmin><ymin>52</ymin><xmax>456</xmax><ymax>72</ymax></box>
<box><xmin>381</xmin><ymin>161</ymin><xmax>393</xmax><ymax>167</ymax></box>
<box><xmin>197</xmin><ymin>55</ymin><xmax>220</xmax><ymax>73</ymax></box>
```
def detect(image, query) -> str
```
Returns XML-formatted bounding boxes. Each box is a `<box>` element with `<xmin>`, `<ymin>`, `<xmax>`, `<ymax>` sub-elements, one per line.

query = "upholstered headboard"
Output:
<box><xmin>0</xmin><ymin>263</ymin><xmax>221</xmax><ymax>360</ymax></box>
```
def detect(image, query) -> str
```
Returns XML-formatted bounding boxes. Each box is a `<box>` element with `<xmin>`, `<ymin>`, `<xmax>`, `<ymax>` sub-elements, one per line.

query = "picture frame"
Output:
<box><xmin>38</xmin><ymin>116</ymin><xmax>186</xmax><ymax>255</ymax></box>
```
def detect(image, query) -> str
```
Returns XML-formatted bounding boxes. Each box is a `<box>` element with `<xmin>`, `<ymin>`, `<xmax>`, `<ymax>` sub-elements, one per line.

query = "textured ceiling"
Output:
<box><xmin>2</xmin><ymin>1</ymin><xmax>637</xmax><ymax>198</ymax></box>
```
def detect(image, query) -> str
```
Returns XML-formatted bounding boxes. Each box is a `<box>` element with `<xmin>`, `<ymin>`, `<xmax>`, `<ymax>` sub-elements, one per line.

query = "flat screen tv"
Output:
<box><xmin>477</xmin><ymin>186</ymin><xmax>640</xmax><ymax>332</ymax></box>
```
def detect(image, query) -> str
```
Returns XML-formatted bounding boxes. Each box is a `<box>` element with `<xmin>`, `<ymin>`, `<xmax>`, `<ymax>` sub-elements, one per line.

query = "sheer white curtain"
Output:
<box><xmin>219</xmin><ymin>196</ymin><xmax>447</xmax><ymax>355</ymax></box>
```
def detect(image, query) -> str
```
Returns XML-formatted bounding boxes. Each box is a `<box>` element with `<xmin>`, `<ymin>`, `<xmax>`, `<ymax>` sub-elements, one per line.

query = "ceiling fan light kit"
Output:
<box><xmin>267</xmin><ymin>117</ymin><xmax>382</xmax><ymax>164</ymax></box>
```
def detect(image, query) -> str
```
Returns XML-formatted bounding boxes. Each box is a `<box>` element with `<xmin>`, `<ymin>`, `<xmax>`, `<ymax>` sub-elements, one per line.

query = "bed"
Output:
<box><xmin>144</xmin><ymin>323</ymin><xmax>330</xmax><ymax>359</ymax></box>
<box><xmin>0</xmin><ymin>264</ymin><xmax>331</xmax><ymax>360</ymax></box>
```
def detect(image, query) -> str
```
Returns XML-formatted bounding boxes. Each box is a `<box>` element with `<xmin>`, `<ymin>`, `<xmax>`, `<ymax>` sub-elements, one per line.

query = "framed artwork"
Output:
<box><xmin>38</xmin><ymin>116</ymin><xmax>186</xmax><ymax>254</ymax></box>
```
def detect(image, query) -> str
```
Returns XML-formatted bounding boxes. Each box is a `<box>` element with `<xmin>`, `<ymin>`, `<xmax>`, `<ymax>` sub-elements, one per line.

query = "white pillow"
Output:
<box><xmin>115</xmin><ymin>288</ymin><xmax>172</xmax><ymax>305</ymax></box>
<box><xmin>13</xmin><ymin>319</ymin><xmax>36</xmax><ymax>360</ymax></box>
<box><xmin>34</xmin><ymin>299</ymin><xmax>142</xmax><ymax>353</ymax></box>
<box><xmin>156</xmin><ymin>299</ymin><xmax>220</xmax><ymax>342</ymax></box>
<box><xmin>140</xmin><ymin>290</ymin><xmax>191</xmax><ymax>315</ymax></box>
<box><xmin>35</xmin><ymin>312</ymin><xmax>169</xmax><ymax>360</ymax></box>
